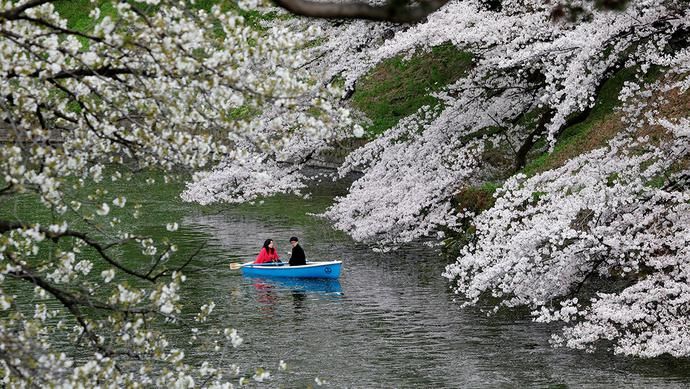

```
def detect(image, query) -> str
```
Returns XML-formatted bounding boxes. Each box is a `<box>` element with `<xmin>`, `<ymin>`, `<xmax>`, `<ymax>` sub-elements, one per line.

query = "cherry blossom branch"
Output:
<box><xmin>0</xmin><ymin>220</ymin><xmax>157</xmax><ymax>282</ymax></box>
<box><xmin>40</xmin><ymin>67</ymin><xmax>145</xmax><ymax>81</ymax></box>
<box><xmin>6</xmin><ymin>263</ymin><xmax>161</xmax><ymax>363</ymax></box>
<box><xmin>7</xmin><ymin>265</ymin><xmax>110</xmax><ymax>355</ymax></box>
<box><xmin>1</xmin><ymin>220</ymin><xmax>207</xmax><ymax>288</ymax></box>
<box><xmin>0</xmin><ymin>0</ymin><xmax>56</xmax><ymax>20</ymax></box>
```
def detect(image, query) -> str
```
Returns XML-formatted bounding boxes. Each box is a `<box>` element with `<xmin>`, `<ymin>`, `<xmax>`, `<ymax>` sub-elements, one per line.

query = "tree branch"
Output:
<box><xmin>14</xmin><ymin>15</ymin><xmax>104</xmax><ymax>42</ymax></box>
<box><xmin>272</xmin><ymin>0</ymin><xmax>450</xmax><ymax>23</ymax></box>
<box><xmin>0</xmin><ymin>0</ymin><xmax>56</xmax><ymax>20</ymax></box>
<box><xmin>151</xmin><ymin>243</ymin><xmax>204</xmax><ymax>281</ymax></box>
<box><xmin>0</xmin><ymin>220</ymin><xmax>156</xmax><ymax>282</ymax></box>
<box><xmin>514</xmin><ymin>108</ymin><xmax>554</xmax><ymax>170</ymax></box>
<box><xmin>0</xmin><ymin>183</ymin><xmax>13</xmax><ymax>196</ymax></box>
<box><xmin>8</xmin><ymin>266</ymin><xmax>106</xmax><ymax>353</ymax></box>
<box><xmin>48</xmin><ymin>66</ymin><xmax>142</xmax><ymax>81</ymax></box>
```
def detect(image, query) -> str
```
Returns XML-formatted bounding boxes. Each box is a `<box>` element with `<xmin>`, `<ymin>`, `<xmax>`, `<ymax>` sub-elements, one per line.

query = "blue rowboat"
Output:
<box><xmin>240</xmin><ymin>261</ymin><xmax>342</xmax><ymax>279</ymax></box>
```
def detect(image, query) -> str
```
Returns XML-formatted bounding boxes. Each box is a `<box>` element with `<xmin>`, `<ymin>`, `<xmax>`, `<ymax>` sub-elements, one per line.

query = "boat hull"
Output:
<box><xmin>240</xmin><ymin>261</ymin><xmax>342</xmax><ymax>279</ymax></box>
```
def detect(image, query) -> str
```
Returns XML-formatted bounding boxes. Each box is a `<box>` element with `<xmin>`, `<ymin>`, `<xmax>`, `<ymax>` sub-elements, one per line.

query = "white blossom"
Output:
<box><xmin>101</xmin><ymin>269</ymin><xmax>115</xmax><ymax>283</ymax></box>
<box><xmin>113</xmin><ymin>196</ymin><xmax>126</xmax><ymax>208</ymax></box>
<box><xmin>96</xmin><ymin>203</ymin><xmax>110</xmax><ymax>216</ymax></box>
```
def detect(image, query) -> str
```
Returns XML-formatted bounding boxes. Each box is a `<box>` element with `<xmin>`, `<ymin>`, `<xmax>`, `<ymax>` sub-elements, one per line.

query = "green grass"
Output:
<box><xmin>522</xmin><ymin>67</ymin><xmax>637</xmax><ymax>176</ymax></box>
<box><xmin>351</xmin><ymin>43</ymin><xmax>473</xmax><ymax>136</ymax></box>
<box><xmin>224</xmin><ymin>105</ymin><xmax>259</xmax><ymax>121</ymax></box>
<box><xmin>453</xmin><ymin>181</ymin><xmax>499</xmax><ymax>214</ymax></box>
<box><xmin>54</xmin><ymin>0</ymin><xmax>117</xmax><ymax>35</ymax></box>
<box><xmin>442</xmin><ymin>181</ymin><xmax>500</xmax><ymax>257</ymax></box>
<box><xmin>191</xmin><ymin>0</ymin><xmax>290</xmax><ymax>31</ymax></box>
<box><xmin>54</xmin><ymin>0</ymin><xmax>288</xmax><ymax>37</ymax></box>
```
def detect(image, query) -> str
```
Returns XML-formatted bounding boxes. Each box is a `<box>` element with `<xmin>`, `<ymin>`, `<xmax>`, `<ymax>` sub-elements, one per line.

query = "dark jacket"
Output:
<box><xmin>289</xmin><ymin>244</ymin><xmax>306</xmax><ymax>266</ymax></box>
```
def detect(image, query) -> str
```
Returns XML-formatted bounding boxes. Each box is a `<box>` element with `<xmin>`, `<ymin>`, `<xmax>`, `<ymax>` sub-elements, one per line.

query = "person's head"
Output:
<box><xmin>263</xmin><ymin>239</ymin><xmax>275</xmax><ymax>252</ymax></box>
<box><xmin>289</xmin><ymin>237</ymin><xmax>299</xmax><ymax>247</ymax></box>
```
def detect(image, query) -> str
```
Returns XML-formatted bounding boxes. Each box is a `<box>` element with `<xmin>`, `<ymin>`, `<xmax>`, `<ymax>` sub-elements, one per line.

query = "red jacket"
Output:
<box><xmin>255</xmin><ymin>247</ymin><xmax>280</xmax><ymax>263</ymax></box>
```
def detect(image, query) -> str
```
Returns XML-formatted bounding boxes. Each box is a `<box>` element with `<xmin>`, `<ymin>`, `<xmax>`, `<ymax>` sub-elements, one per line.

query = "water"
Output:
<box><xmin>4</xmin><ymin>172</ymin><xmax>690</xmax><ymax>387</ymax></box>
<box><xmin>173</xmin><ymin>189</ymin><xmax>690</xmax><ymax>388</ymax></box>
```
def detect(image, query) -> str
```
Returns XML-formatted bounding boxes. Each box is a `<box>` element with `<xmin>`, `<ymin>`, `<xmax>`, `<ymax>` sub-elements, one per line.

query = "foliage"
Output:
<box><xmin>54</xmin><ymin>0</ymin><xmax>116</xmax><ymax>33</ymax></box>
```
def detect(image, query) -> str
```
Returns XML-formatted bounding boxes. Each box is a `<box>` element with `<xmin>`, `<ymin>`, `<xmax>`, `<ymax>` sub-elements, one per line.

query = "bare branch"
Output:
<box><xmin>151</xmin><ymin>243</ymin><xmax>205</xmax><ymax>281</ymax></box>
<box><xmin>272</xmin><ymin>0</ymin><xmax>450</xmax><ymax>23</ymax></box>
<box><xmin>48</xmin><ymin>66</ymin><xmax>143</xmax><ymax>81</ymax></box>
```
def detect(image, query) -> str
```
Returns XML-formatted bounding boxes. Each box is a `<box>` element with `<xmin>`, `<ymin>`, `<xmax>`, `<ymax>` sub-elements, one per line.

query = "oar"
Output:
<box><xmin>229</xmin><ymin>262</ymin><xmax>243</xmax><ymax>270</ymax></box>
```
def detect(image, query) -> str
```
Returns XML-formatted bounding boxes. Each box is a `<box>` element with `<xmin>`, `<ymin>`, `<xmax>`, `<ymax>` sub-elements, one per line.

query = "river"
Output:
<box><xmin>162</xmin><ymin>180</ymin><xmax>690</xmax><ymax>388</ymax></box>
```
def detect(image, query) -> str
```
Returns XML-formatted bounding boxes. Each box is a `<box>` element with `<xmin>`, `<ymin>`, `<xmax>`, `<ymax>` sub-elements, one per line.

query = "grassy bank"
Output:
<box><xmin>351</xmin><ymin>43</ymin><xmax>473</xmax><ymax>136</ymax></box>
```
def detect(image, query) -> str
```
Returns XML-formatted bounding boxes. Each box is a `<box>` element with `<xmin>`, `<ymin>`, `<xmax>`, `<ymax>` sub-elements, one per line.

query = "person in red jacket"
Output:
<box><xmin>254</xmin><ymin>239</ymin><xmax>280</xmax><ymax>264</ymax></box>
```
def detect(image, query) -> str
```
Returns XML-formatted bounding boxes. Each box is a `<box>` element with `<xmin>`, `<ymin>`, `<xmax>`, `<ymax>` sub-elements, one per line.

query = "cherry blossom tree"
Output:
<box><xmin>26</xmin><ymin>0</ymin><xmax>680</xmax><ymax>362</ymax></box>
<box><xmin>0</xmin><ymin>0</ymin><xmax>349</xmax><ymax>385</ymax></box>
<box><xmin>445</xmin><ymin>68</ymin><xmax>690</xmax><ymax>357</ymax></box>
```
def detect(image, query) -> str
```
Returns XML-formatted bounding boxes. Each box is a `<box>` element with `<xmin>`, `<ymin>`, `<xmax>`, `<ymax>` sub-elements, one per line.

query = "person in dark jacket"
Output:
<box><xmin>288</xmin><ymin>237</ymin><xmax>306</xmax><ymax>266</ymax></box>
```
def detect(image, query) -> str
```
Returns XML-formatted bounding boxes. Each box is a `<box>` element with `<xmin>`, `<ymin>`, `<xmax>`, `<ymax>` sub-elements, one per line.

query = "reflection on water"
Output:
<box><xmin>251</xmin><ymin>280</ymin><xmax>278</xmax><ymax>315</ymax></box>
<box><xmin>246</xmin><ymin>277</ymin><xmax>342</xmax><ymax>320</ymax></box>
<box><xmin>178</xmin><ymin>193</ymin><xmax>690</xmax><ymax>388</ymax></box>
<box><xmin>291</xmin><ymin>290</ymin><xmax>306</xmax><ymax>310</ymax></box>
<box><xmin>248</xmin><ymin>277</ymin><xmax>343</xmax><ymax>296</ymax></box>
